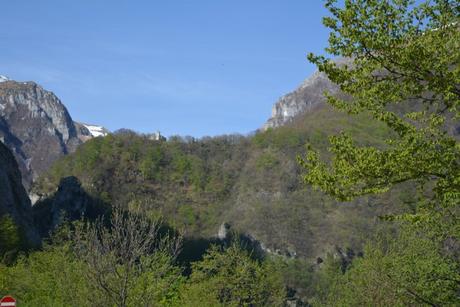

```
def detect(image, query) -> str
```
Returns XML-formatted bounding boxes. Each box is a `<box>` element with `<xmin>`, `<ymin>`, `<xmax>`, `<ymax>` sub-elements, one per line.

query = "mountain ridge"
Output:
<box><xmin>262</xmin><ymin>59</ymin><xmax>352</xmax><ymax>130</ymax></box>
<box><xmin>0</xmin><ymin>78</ymin><xmax>107</xmax><ymax>189</ymax></box>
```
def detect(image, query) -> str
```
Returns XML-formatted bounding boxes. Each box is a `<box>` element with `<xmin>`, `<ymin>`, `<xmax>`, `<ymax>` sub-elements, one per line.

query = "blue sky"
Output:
<box><xmin>0</xmin><ymin>1</ymin><xmax>330</xmax><ymax>137</ymax></box>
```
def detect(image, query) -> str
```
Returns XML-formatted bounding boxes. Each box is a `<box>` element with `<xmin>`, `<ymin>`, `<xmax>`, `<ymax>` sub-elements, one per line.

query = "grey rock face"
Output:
<box><xmin>0</xmin><ymin>80</ymin><xmax>99</xmax><ymax>189</ymax></box>
<box><xmin>263</xmin><ymin>58</ymin><xmax>354</xmax><ymax>130</ymax></box>
<box><xmin>0</xmin><ymin>142</ymin><xmax>40</xmax><ymax>246</ymax></box>
<box><xmin>77</xmin><ymin>122</ymin><xmax>110</xmax><ymax>138</ymax></box>
<box><xmin>74</xmin><ymin>121</ymin><xmax>94</xmax><ymax>142</ymax></box>
<box><xmin>263</xmin><ymin>71</ymin><xmax>340</xmax><ymax>130</ymax></box>
<box><xmin>217</xmin><ymin>222</ymin><xmax>231</xmax><ymax>240</ymax></box>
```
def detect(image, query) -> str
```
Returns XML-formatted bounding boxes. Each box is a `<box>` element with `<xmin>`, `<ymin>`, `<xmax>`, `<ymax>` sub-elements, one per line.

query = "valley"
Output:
<box><xmin>0</xmin><ymin>1</ymin><xmax>458</xmax><ymax>305</ymax></box>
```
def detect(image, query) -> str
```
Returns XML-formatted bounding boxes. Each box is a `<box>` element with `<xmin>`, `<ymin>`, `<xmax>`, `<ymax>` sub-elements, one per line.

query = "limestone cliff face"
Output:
<box><xmin>0</xmin><ymin>142</ymin><xmax>40</xmax><ymax>246</ymax></box>
<box><xmin>263</xmin><ymin>70</ymin><xmax>340</xmax><ymax>130</ymax></box>
<box><xmin>0</xmin><ymin>80</ymin><xmax>99</xmax><ymax>189</ymax></box>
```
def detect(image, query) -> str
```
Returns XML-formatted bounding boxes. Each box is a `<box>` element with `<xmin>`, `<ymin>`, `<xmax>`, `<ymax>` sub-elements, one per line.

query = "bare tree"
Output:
<box><xmin>74</xmin><ymin>208</ymin><xmax>182</xmax><ymax>307</ymax></box>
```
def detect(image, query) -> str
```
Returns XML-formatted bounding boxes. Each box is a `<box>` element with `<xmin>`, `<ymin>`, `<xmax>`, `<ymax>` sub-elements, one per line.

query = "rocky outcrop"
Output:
<box><xmin>0</xmin><ymin>142</ymin><xmax>40</xmax><ymax>246</ymax></box>
<box><xmin>217</xmin><ymin>222</ymin><xmax>231</xmax><ymax>240</ymax></box>
<box><xmin>74</xmin><ymin>122</ymin><xmax>110</xmax><ymax>141</ymax></box>
<box><xmin>263</xmin><ymin>58</ymin><xmax>356</xmax><ymax>130</ymax></box>
<box><xmin>263</xmin><ymin>70</ymin><xmax>340</xmax><ymax>130</ymax></box>
<box><xmin>0</xmin><ymin>80</ymin><xmax>106</xmax><ymax>189</ymax></box>
<box><xmin>74</xmin><ymin>121</ymin><xmax>94</xmax><ymax>142</ymax></box>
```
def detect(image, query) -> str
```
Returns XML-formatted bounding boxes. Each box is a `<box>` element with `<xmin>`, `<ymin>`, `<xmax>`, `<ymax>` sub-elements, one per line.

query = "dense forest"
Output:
<box><xmin>1</xmin><ymin>0</ymin><xmax>459</xmax><ymax>306</ymax></box>
<box><xmin>32</xmin><ymin>104</ymin><xmax>402</xmax><ymax>258</ymax></box>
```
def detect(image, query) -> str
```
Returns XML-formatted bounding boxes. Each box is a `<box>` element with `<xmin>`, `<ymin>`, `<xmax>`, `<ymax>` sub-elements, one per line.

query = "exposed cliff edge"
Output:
<box><xmin>0</xmin><ymin>142</ymin><xmax>40</xmax><ymax>247</ymax></box>
<box><xmin>262</xmin><ymin>58</ymin><xmax>359</xmax><ymax>130</ymax></box>
<box><xmin>263</xmin><ymin>70</ymin><xmax>340</xmax><ymax>130</ymax></box>
<box><xmin>0</xmin><ymin>79</ymin><xmax>107</xmax><ymax>189</ymax></box>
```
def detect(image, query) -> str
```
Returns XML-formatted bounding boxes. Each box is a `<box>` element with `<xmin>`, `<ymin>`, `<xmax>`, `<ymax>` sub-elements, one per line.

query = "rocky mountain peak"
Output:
<box><xmin>263</xmin><ymin>71</ymin><xmax>339</xmax><ymax>130</ymax></box>
<box><xmin>0</xmin><ymin>78</ymin><xmax>107</xmax><ymax>189</ymax></box>
<box><xmin>0</xmin><ymin>75</ymin><xmax>10</xmax><ymax>82</ymax></box>
<box><xmin>263</xmin><ymin>58</ymin><xmax>352</xmax><ymax>130</ymax></box>
<box><xmin>81</xmin><ymin>123</ymin><xmax>110</xmax><ymax>137</ymax></box>
<box><xmin>0</xmin><ymin>81</ymin><xmax>78</xmax><ymax>141</ymax></box>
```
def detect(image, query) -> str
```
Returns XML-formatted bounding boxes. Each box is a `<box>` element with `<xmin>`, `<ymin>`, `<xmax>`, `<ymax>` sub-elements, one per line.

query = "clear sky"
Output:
<box><xmin>0</xmin><ymin>1</ymin><xmax>330</xmax><ymax>137</ymax></box>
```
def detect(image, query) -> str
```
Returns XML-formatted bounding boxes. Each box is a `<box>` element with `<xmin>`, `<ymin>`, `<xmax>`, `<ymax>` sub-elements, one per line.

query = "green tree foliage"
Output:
<box><xmin>316</xmin><ymin>228</ymin><xmax>460</xmax><ymax>306</ymax></box>
<box><xmin>0</xmin><ymin>215</ymin><xmax>21</xmax><ymax>259</ymax></box>
<box><xmin>300</xmin><ymin>0</ymin><xmax>459</xmax><ymax>238</ymax></box>
<box><xmin>181</xmin><ymin>243</ymin><xmax>286</xmax><ymax>306</ymax></box>
<box><xmin>1</xmin><ymin>224</ymin><xmax>289</xmax><ymax>306</ymax></box>
<box><xmin>1</xmin><ymin>218</ymin><xmax>183</xmax><ymax>306</ymax></box>
<box><xmin>74</xmin><ymin>209</ymin><xmax>183</xmax><ymax>307</ymax></box>
<box><xmin>0</xmin><ymin>243</ymin><xmax>94</xmax><ymax>306</ymax></box>
<box><xmin>34</xmin><ymin>133</ymin><xmax>251</xmax><ymax>236</ymax></box>
<box><xmin>298</xmin><ymin>0</ymin><xmax>460</xmax><ymax>304</ymax></box>
<box><xmin>139</xmin><ymin>146</ymin><xmax>165</xmax><ymax>181</ymax></box>
<box><xmin>34</xmin><ymin>114</ymin><xmax>401</xmax><ymax>259</ymax></box>
<box><xmin>255</xmin><ymin>151</ymin><xmax>280</xmax><ymax>170</ymax></box>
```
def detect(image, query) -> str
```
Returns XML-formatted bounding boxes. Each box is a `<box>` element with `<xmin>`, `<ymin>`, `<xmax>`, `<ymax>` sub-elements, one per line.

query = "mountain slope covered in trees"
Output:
<box><xmin>33</xmin><ymin>103</ymin><xmax>408</xmax><ymax>260</ymax></box>
<box><xmin>1</xmin><ymin>0</ymin><xmax>458</xmax><ymax>305</ymax></box>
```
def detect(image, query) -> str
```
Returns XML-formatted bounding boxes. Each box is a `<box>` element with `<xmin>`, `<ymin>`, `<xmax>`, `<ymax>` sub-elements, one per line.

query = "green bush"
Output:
<box><xmin>0</xmin><ymin>216</ymin><xmax>23</xmax><ymax>264</ymax></box>
<box><xmin>181</xmin><ymin>243</ymin><xmax>286</xmax><ymax>306</ymax></box>
<box><xmin>314</xmin><ymin>229</ymin><xmax>460</xmax><ymax>306</ymax></box>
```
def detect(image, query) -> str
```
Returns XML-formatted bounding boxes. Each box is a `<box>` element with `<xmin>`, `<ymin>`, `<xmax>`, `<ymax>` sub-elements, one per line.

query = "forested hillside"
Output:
<box><xmin>1</xmin><ymin>0</ymin><xmax>458</xmax><ymax>306</ymax></box>
<box><xmin>32</xmin><ymin>104</ymin><xmax>406</xmax><ymax>260</ymax></box>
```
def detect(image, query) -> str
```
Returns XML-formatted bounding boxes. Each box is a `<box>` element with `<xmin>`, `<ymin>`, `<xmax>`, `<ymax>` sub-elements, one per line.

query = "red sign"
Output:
<box><xmin>0</xmin><ymin>296</ymin><xmax>16</xmax><ymax>307</ymax></box>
